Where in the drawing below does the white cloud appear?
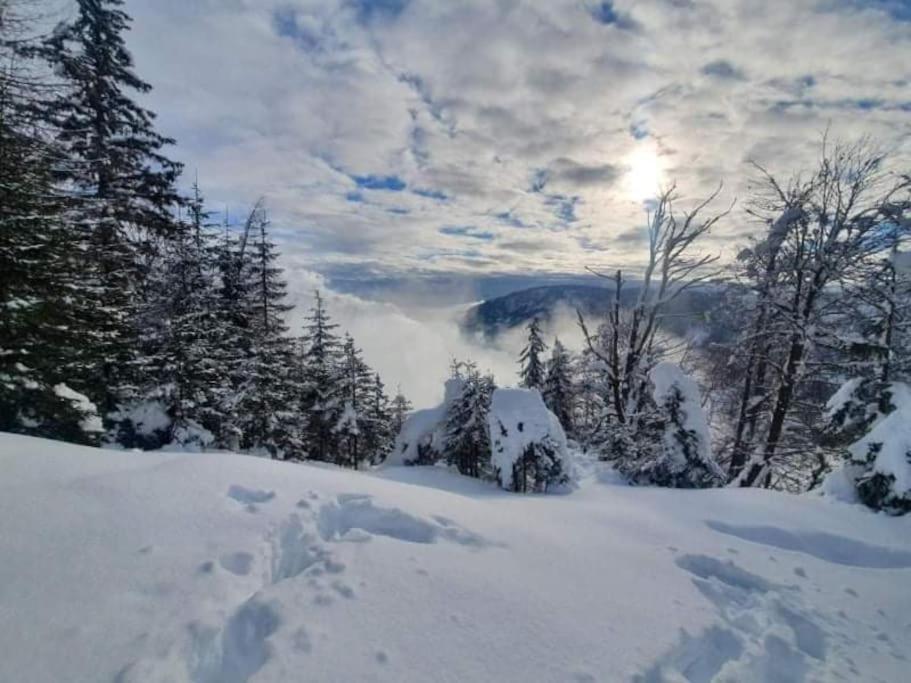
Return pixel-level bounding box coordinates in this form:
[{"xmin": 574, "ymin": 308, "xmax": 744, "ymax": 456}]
[
  {"xmin": 281, "ymin": 258, "xmax": 523, "ymax": 407},
  {"xmin": 121, "ymin": 0, "xmax": 911, "ymax": 275}
]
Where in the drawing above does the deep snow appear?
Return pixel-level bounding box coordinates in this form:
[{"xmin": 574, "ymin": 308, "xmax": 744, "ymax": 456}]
[{"xmin": 1, "ymin": 434, "xmax": 910, "ymax": 682}]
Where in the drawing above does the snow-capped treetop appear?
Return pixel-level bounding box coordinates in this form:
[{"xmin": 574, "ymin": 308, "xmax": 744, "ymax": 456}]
[
  {"xmin": 487, "ymin": 387, "xmax": 568, "ymax": 491},
  {"xmin": 645, "ymin": 362, "xmax": 723, "ymax": 488},
  {"xmin": 649, "ymin": 362, "xmax": 711, "ymax": 458}
]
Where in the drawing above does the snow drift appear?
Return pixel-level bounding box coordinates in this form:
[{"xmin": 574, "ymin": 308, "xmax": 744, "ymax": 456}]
[{"xmin": 1, "ymin": 433, "xmax": 910, "ymax": 682}]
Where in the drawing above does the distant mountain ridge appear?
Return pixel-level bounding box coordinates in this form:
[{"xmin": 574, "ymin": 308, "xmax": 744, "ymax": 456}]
[{"xmin": 461, "ymin": 283, "xmax": 730, "ymax": 343}]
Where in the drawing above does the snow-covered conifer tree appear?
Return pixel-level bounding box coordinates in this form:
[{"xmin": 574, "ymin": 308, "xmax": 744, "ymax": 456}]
[
  {"xmin": 390, "ymin": 389, "xmax": 413, "ymax": 440},
  {"xmin": 488, "ymin": 388, "xmax": 570, "ymax": 493},
  {"xmin": 122, "ymin": 182, "xmax": 232, "ymax": 449},
  {"xmin": 518, "ymin": 318, "xmax": 547, "ymax": 390},
  {"xmin": 235, "ymin": 203, "xmax": 299, "ymax": 458},
  {"xmin": 627, "ymin": 363, "xmax": 723, "ymax": 488},
  {"xmin": 300, "ymin": 291, "xmax": 343, "ymax": 461},
  {"xmin": 543, "ymin": 338, "xmax": 575, "ymax": 435},
  {"xmin": 0, "ymin": 5, "xmax": 94, "ymax": 442},
  {"xmin": 27, "ymin": 0, "xmax": 183, "ymax": 419},
  {"xmin": 333, "ymin": 334, "xmax": 374, "ymax": 468},
  {"xmin": 445, "ymin": 361, "xmax": 496, "ymax": 479},
  {"xmin": 824, "ymin": 378, "xmax": 911, "ymax": 514},
  {"xmin": 365, "ymin": 373, "xmax": 394, "ymax": 465}
]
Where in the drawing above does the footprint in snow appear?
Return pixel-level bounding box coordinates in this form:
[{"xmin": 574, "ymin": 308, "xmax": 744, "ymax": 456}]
[
  {"xmin": 293, "ymin": 626, "xmax": 312, "ymax": 654},
  {"xmin": 227, "ymin": 485, "xmax": 275, "ymax": 506},
  {"xmin": 316, "ymin": 494, "xmax": 494, "ymax": 548},
  {"xmin": 219, "ymin": 551, "xmax": 254, "ymax": 576},
  {"xmin": 331, "ymin": 580, "xmax": 355, "ymax": 599},
  {"xmin": 638, "ymin": 553, "xmax": 830, "ymax": 682}
]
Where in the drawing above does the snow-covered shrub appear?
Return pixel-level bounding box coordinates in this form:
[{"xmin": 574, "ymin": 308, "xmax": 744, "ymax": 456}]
[
  {"xmin": 168, "ymin": 420, "xmax": 216, "ymax": 452},
  {"xmin": 52, "ymin": 384, "xmax": 104, "ymax": 436},
  {"xmin": 0, "ymin": 371, "xmax": 103, "ymax": 446},
  {"xmin": 110, "ymin": 399, "xmax": 172, "ymax": 450},
  {"xmin": 389, "ymin": 378, "xmax": 464, "ymax": 466},
  {"xmin": 110, "ymin": 396, "xmax": 218, "ymax": 452},
  {"xmin": 823, "ymin": 379, "xmax": 911, "ymax": 515},
  {"xmin": 488, "ymin": 388, "xmax": 569, "ymax": 493},
  {"xmin": 621, "ymin": 363, "xmax": 723, "ymax": 488}
]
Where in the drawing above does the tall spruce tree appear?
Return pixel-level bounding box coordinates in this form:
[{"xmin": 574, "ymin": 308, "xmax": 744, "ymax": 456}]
[
  {"xmin": 236, "ymin": 202, "xmax": 298, "ymax": 458},
  {"xmin": 543, "ymin": 337, "xmax": 575, "ymax": 435},
  {"xmin": 365, "ymin": 373, "xmax": 393, "ymax": 465},
  {"xmin": 445, "ymin": 361, "xmax": 496, "ymax": 479},
  {"xmin": 301, "ymin": 290, "xmax": 343, "ymax": 461},
  {"xmin": 333, "ymin": 333, "xmax": 374, "ymax": 468},
  {"xmin": 209, "ymin": 211, "xmax": 251, "ymax": 450},
  {"xmin": 0, "ymin": 0, "xmax": 102, "ymax": 441},
  {"xmin": 518, "ymin": 318, "xmax": 547, "ymax": 390},
  {"xmin": 28, "ymin": 0, "xmax": 183, "ymax": 419},
  {"xmin": 389, "ymin": 388, "xmax": 412, "ymax": 445},
  {"xmin": 125, "ymin": 182, "xmax": 226, "ymax": 448}
]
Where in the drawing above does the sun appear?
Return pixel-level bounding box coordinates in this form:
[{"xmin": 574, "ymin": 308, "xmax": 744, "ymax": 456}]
[{"xmin": 626, "ymin": 143, "xmax": 664, "ymax": 202}]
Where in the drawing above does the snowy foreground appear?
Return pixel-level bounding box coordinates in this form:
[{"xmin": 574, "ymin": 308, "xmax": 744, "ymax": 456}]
[{"xmin": 1, "ymin": 435, "xmax": 910, "ymax": 683}]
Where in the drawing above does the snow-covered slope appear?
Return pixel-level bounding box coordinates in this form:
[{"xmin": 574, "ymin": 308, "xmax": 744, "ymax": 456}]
[{"xmin": 1, "ymin": 434, "xmax": 909, "ymax": 682}]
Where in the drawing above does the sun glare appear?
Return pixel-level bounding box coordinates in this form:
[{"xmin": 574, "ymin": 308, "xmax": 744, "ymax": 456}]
[{"xmin": 626, "ymin": 144, "xmax": 664, "ymax": 202}]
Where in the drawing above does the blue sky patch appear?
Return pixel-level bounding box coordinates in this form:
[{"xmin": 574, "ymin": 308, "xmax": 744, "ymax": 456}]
[
  {"xmin": 272, "ymin": 7, "xmax": 324, "ymax": 51},
  {"xmin": 495, "ymin": 211, "xmax": 527, "ymax": 228},
  {"xmin": 348, "ymin": 0, "xmax": 409, "ymax": 23},
  {"xmin": 834, "ymin": 0, "xmax": 911, "ymax": 21},
  {"xmin": 589, "ymin": 1, "xmax": 637, "ymax": 29},
  {"xmin": 413, "ymin": 187, "xmax": 448, "ymax": 200},
  {"xmin": 702, "ymin": 60, "xmax": 746, "ymax": 80},
  {"xmin": 353, "ymin": 174, "xmax": 407, "ymax": 191},
  {"xmin": 630, "ymin": 121, "xmax": 649, "ymax": 140},
  {"xmin": 546, "ymin": 195, "xmax": 580, "ymax": 223},
  {"xmin": 440, "ymin": 226, "xmax": 495, "ymax": 241}
]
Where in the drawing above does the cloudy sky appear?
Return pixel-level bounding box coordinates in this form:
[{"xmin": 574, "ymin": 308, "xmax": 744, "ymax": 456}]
[{"xmin": 116, "ymin": 0, "xmax": 911, "ymax": 286}]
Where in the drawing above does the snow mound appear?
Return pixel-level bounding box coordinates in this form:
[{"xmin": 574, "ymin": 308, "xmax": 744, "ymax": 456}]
[
  {"xmin": 1, "ymin": 433, "xmax": 910, "ymax": 682},
  {"xmin": 487, "ymin": 388, "xmax": 569, "ymax": 492}
]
